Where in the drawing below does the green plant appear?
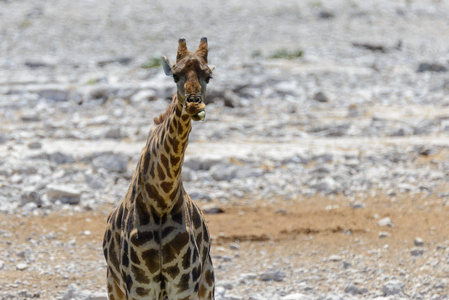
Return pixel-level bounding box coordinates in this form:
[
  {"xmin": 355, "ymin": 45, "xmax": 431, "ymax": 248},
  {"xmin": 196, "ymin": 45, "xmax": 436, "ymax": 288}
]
[
  {"xmin": 269, "ymin": 49, "xmax": 304, "ymax": 59},
  {"xmin": 141, "ymin": 57, "xmax": 162, "ymax": 69},
  {"xmin": 251, "ymin": 50, "xmax": 263, "ymax": 59}
]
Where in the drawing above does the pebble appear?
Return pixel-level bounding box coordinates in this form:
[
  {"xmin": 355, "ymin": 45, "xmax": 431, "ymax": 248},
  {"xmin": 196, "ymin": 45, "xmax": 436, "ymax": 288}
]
[
  {"xmin": 414, "ymin": 237, "xmax": 424, "ymax": 246},
  {"xmin": 20, "ymin": 188, "xmax": 42, "ymax": 207},
  {"xmin": 311, "ymin": 176, "xmax": 342, "ymax": 194},
  {"xmin": 220, "ymin": 281, "xmax": 234, "ymax": 290},
  {"xmin": 224, "ymin": 295, "xmax": 242, "ymax": 300},
  {"xmin": 104, "ymin": 127, "xmax": 122, "ymax": 139},
  {"xmin": 379, "ymin": 232, "xmax": 390, "ymax": 238},
  {"xmin": 209, "ymin": 163, "xmax": 263, "ymax": 182},
  {"xmin": 85, "ymin": 174, "xmax": 106, "ymax": 190},
  {"xmin": 328, "ymin": 255, "xmax": 342, "ymax": 262},
  {"xmin": 351, "ymin": 202, "xmax": 366, "ymax": 209},
  {"xmin": 377, "ymin": 217, "xmax": 394, "ymax": 227},
  {"xmin": 37, "ymin": 89, "xmax": 69, "ymax": 101},
  {"xmin": 92, "ymin": 152, "xmax": 128, "ymax": 173},
  {"xmin": 411, "ymin": 248, "xmax": 425, "ymax": 256},
  {"xmin": 324, "ymin": 295, "xmax": 344, "ymax": 300},
  {"xmin": 417, "ymin": 62, "xmax": 448, "ymax": 73},
  {"xmin": 259, "ymin": 270, "xmax": 286, "ymax": 282},
  {"xmin": 229, "ymin": 243, "xmax": 240, "ymax": 250},
  {"xmin": 281, "ymin": 294, "xmax": 313, "ymax": 300},
  {"xmin": 201, "ymin": 203, "xmax": 224, "ymax": 214},
  {"xmin": 46, "ymin": 184, "xmax": 81, "ymax": 205},
  {"xmin": 313, "ymin": 91, "xmax": 330, "ymax": 103},
  {"xmin": 344, "ymin": 283, "xmax": 368, "ymax": 295},
  {"xmin": 48, "ymin": 152, "xmax": 75, "ymax": 165},
  {"xmin": 382, "ymin": 280, "xmax": 405, "ymax": 296},
  {"xmin": 61, "ymin": 284, "xmax": 108, "ymax": 300},
  {"xmin": 16, "ymin": 263, "xmax": 28, "ymax": 271},
  {"xmin": 27, "ymin": 141, "xmax": 42, "ymax": 149}
]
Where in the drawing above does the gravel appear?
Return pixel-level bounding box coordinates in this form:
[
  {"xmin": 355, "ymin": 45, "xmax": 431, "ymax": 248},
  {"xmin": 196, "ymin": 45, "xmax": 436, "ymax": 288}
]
[{"xmin": 1, "ymin": 0, "xmax": 449, "ymax": 299}]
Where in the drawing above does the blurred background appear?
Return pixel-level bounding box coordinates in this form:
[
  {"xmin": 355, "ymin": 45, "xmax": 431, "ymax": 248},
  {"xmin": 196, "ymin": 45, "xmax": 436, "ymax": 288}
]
[{"xmin": 1, "ymin": 0, "xmax": 449, "ymax": 299}]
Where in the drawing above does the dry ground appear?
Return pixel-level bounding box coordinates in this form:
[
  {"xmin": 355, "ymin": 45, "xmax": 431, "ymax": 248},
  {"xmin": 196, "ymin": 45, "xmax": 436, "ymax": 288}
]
[{"xmin": 1, "ymin": 193, "xmax": 448, "ymax": 298}]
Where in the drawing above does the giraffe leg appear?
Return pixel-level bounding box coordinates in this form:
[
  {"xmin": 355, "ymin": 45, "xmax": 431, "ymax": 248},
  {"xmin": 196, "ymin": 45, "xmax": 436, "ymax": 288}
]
[
  {"xmin": 107, "ymin": 269, "xmax": 126, "ymax": 300},
  {"xmin": 198, "ymin": 256, "xmax": 215, "ymax": 300}
]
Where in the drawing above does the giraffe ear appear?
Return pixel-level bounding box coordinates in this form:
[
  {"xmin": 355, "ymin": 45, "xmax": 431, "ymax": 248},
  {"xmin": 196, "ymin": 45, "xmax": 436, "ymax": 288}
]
[{"xmin": 161, "ymin": 56, "xmax": 175, "ymax": 76}]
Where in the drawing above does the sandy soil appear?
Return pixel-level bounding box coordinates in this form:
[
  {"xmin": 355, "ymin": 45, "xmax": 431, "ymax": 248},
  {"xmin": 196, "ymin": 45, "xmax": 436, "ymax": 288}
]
[{"xmin": 1, "ymin": 193, "xmax": 448, "ymax": 298}]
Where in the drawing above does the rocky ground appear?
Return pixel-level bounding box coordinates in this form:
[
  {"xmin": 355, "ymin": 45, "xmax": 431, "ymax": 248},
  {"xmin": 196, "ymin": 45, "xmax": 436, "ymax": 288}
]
[{"xmin": 1, "ymin": 0, "xmax": 449, "ymax": 299}]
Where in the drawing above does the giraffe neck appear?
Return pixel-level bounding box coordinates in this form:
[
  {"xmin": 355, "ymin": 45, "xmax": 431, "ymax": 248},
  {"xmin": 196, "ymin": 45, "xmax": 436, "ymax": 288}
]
[{"xmin": 133, "ymin": 92, "xmax": 192, "ymax": 218}]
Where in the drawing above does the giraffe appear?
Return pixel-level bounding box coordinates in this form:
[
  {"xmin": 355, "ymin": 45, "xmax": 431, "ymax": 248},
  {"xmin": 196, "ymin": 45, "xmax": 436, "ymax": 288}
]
[{"xmin": 103, "ymin": 37, "xmax": 215, "ymax": 300}]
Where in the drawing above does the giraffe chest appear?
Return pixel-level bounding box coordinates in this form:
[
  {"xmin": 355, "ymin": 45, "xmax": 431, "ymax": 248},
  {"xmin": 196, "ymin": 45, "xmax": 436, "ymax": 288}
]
[{"xmin": 124, "ymin": 212, "xmax": 203, "ymax": 292}]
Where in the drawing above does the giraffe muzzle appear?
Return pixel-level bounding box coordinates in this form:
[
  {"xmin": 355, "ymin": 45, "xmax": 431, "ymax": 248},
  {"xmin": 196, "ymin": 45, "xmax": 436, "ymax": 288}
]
[
  {"xmin": 186, "ymin": 94, "xmax": 202, "ymax": 104},
  {"xmin": 185, "ymin": 96, "xmax": 206, "ymax": 121}
]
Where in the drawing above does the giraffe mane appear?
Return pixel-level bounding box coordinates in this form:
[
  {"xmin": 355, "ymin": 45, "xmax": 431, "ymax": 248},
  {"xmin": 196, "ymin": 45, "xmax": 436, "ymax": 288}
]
[{"xmin": 153, "ymin": 95, "xmax": 177, "ymax": 125}]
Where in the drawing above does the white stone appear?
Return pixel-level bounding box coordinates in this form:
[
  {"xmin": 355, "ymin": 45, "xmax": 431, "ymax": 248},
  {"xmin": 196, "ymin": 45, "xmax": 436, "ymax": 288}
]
[
  {"xmin": 377, "ymin": 217, "xmax": 393, "ymax": 227},
  {"xmin": 20, "ymin": 187, "xmax": 42, "ymax": 207},
  {"xmin": 131, "ymin": 89, "xmax": 156, "ymax": 102},
  {"xmin": 259, "ymin": 270, "xmax": 286, "ymax": 282},
  {"xmin": 325, "ymin": 295, "xmax": 344, "ymax": 300},
  {"xmin": 312, "ymin": 176, "xmax": 342, "ymax": 194},
  {"xmin": 209, "ymin": 163, "xmax": 263, "ymax": 182},
  {"xmin": 225, "ymin": 295, "xmax": 242, "ymax": 300},
  {"xmin": 281, "ymin": 293, "xmax": 312, "ymax": 300},
  {"xmin": 382, "ymin": 280, "xmax": 405, "ymax": 296},
  {"xmin": 104, "ymin": 127, "xmax": 122, "ymax": 139},
  {"xmin": 248, "ymin": 295, "xmax": 268, "ymax": 300},
  {"xmin": 92, "ymin": 152, "xmax": 128, "ymax": 173},
  {"xmin": 219, "ymin": 281, "xmax": 234, "ymax": 290},
  {"xmin": 414, "ymin": 237, "xmax": 424, "ymax": 246},
  {"xmin": 239, "ymin": 273, "xmax": 257, "ymax": 281},
  {"xmin": 86, "ymin": 292, "xmax": 108, "ymax": 300},
  {"xmin": 16, "ymin": 263, "xmax": 28, "ymax": 271},
  {"xmin": 181, "ymin": 167, "xmax": 197, "ymax": 182},
  {"xmin": 28, "ymin": 141, "xmax": 42, "ymax": 149},
  {"xmin": 229, "ymin": 243, "xmax": 240, "ymax": 250},
  {"xmin": 379, "ymin": 232, "xmax": 390, "ymax": 238},
  {"xmin": 328, "ymin": 255, "xmax": 342, "ymax": 262},
  {"xmin": 85, "ymin": 174, "xmax": 106, "ymax": 190},
  {"xmin": 61, "ymin": 283, "xmax": 78, "ymax": 300},
  {"xmin": 37, "ymin": 89, "xmax": 69, "ymax": 101},
  {"xmin": 46, "ymin": 184, "xmax": 81, "ymax": 205},
  {"xmin": 201, "ymin": 203, "xmax": 224, "ymax": 214},
  {"xmin": 344, "ymin": 283, "xmax": 368, "ymax": 295}
]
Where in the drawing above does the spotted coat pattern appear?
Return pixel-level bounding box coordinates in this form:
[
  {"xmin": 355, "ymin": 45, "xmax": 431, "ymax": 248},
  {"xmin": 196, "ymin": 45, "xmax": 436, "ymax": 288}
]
[{"xmin": 103, "ymin": 38, "xmax": 215, "ymax": 300}]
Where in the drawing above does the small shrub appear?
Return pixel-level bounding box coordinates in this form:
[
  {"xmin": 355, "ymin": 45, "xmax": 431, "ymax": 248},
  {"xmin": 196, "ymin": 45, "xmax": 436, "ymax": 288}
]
[
  {"xmin": 269, "ymin": 49, "xmax": 304, "ymax": 59},
  {"xmin": 141, "ymin": 57, "xmax": 162, "ymax": 69},
  {"xmin": 251, "ymin": 50, "xmax": 263, "ymax": 59}
]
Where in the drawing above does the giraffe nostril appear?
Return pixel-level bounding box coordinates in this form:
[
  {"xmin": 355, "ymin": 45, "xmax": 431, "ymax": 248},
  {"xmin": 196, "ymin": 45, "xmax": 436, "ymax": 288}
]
[{"xmin": 186, "ymin": 95, "xmax": 202, "ymax": 104}]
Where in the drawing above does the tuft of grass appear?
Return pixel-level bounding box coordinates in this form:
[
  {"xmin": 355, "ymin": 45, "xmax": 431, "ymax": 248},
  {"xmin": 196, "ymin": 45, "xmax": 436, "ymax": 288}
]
[
  {"xmin": 269, "ymin": 49, "xmax": 304, "ymax": 59},
  {"xmin": 141, "ymin": 57, "xmax": 162, "ymax": 69},
  {"xmin": 251, "ymin": 50, "xmax": 263, "ymax": 59}
]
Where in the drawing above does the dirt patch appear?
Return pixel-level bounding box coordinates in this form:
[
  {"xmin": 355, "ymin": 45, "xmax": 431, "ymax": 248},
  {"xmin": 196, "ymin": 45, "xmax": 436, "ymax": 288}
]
[{"xmin": 1, "ymin": 193, "xmax": 448, "ymax": 297}]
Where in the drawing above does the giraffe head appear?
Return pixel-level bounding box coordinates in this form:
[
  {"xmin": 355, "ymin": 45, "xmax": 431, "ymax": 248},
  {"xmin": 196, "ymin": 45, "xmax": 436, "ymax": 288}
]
[{"xmin": 161, "ymin": 37, "xmax": 215, "ymax": 121}]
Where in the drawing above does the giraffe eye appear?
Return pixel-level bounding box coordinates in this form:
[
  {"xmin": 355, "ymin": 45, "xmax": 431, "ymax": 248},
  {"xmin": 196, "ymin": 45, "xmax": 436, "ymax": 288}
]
[
  {"xmin": 173, "ymin": 74, "xmax": 180, "ymax": 83},
  {"xmin": 205, "ymin": 76, "xmax": 212, "ymax": 84}
]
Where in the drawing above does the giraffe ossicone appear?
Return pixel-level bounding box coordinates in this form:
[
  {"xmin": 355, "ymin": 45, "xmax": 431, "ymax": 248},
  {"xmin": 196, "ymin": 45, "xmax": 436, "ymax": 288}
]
[{"xmin": 103, "ymin": 37, "xmax": 215, "ymax": 300}]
